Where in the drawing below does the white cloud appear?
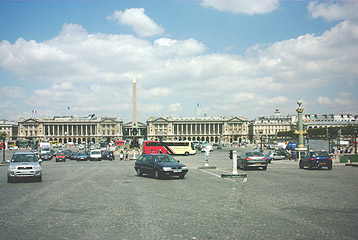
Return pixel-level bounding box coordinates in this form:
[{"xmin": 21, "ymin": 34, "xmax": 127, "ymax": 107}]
[
  {"xmin": 308, "ymin": 1, "xmax": 358, "ymax": 23},
  {"xmin": 143, "ymin": 87, "xmax": 173, "ymax": 98},
  {"xmin": 169, "ymin": 103, "xmax": 182, "ymax": 113},
  {"xmin": 0, "ymin": 17, "xmax": 357, "ymax": 121},
  {"xmin": 0, "ymin": 86, "xmax": 25, "ymax": 99},
  {"xmin": 201, "ymin": 0, "xmax": 279, "ymax": 15},
  {"xmin": 108, "ymin": 8, "xmax": 164, "ymax": 37}
]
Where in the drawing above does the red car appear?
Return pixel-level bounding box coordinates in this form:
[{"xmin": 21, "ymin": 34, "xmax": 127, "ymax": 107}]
[{"xmin": 56, "ymin": 152, "xmax": 66, "ymax": 162}]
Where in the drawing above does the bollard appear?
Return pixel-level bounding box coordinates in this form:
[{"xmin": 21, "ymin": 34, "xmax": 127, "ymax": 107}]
[
  {"xmin": 204, "ymin": 148, "xmax": 210, "ymax": 167},
  {"xmin": 233, "ymin": 150, "xmax": 238, "ymax": 174}
]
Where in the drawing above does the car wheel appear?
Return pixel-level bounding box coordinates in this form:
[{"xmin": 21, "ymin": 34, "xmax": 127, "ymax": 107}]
[
  {"xmin": 179, "ymin": 174, "xmax": 185, "ymax": 179},
  {"xmin": 7, "ymin": 176, "xmax": 14, "ymax": 183},
  {"xmin": 36, "ymin": 176, "xmax": 42, "ymax": 182},
  {"xmin": 299, "ymin": 161, "xmax": 304, "ymax": 169},
  {"xmin": 308, "ymin": 162, "xmax": 312, "ymax": 170},
  {"xmin": 154, "ymin": 170, "xmax": 161, "ymax": 179},
  {"xmin": 136, "ymin": 168, "xmax": 143, "ymax": 176},
  {"xmin": 262, "ymin": 166, "xmax": 267, "ymax": 170},
  {"xmin": 327, "ymin": 164, "xmax": 332, "ymax": 170},
  {"xmin": 184, "ymin": 152, "xmax": 189, "ymax": 156}
]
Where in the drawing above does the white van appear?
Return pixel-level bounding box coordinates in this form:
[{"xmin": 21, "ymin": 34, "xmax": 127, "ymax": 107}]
[{"xmin": 90, "ymin": 150, "xmax": 102, "ymax": 161}]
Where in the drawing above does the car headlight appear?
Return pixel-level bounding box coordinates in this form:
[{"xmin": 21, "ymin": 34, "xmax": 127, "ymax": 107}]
[
  {"xmin": 33, "ymin": 165, "xmax": 40, "ymax": 169},
  {"xmin": 9, "ymin": 166, "xmax": 16, "ymax": 170},
  {"xmin": 181, "ymin": 167, "xmax": 188, "ymax": 170},
  {"xmin": 162, "ymin": 167, "xmax": 172, "ymax": 171}
]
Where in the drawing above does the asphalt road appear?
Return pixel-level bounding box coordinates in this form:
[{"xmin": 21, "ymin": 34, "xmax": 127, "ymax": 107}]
[{"xmin": 0, "ymin": 148, "xmax": 357, "ymax": 240}]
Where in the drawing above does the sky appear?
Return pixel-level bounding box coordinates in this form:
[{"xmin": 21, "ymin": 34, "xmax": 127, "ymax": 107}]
[{"xmin": 0, "ymin": 0, "xmax": 357, "ymax": 123}]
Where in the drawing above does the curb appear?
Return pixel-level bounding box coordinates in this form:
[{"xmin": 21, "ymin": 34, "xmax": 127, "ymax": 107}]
[
  {"xmin": 221, "ymin": 173, "xmax": 247, "ymax": 178},
  {"xmin": 345, "ymin": 163, "xmax": 358, "ymax": 167}
]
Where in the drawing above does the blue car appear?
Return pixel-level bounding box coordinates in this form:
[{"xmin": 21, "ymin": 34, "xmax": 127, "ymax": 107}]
[
  {"xmin": 77, "ymin": 151, "xmax": 90, "ymax": 161},
  {"xmin": 299, "ymin": 150, "xmax": 332, "ymax": 170}
]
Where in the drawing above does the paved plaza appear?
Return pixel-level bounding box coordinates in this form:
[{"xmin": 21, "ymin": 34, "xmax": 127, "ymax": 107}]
[{"xmin": 0, "ymin": 148, "xmax": 357, "ymax": 240}]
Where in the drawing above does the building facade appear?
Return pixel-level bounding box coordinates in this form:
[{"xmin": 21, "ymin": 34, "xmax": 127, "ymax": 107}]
[
  {"xmin": 0, "ymin": 120, "xmax": 18, "ymax": 140},
  {"xmin": 17, "ymin": 115, "xmax": 124, "ymax": 144},
  {"xmin": 147, "ymin": 116, "xmax": 249, "ymax": 143},
  {"xmin": 249, "ymin": 109, "xmax": 293, "ymax": 143}
]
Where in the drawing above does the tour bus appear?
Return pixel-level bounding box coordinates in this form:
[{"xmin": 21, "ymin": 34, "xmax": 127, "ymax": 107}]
[
  {"xmin": 143, "ymin": 141, "xmax": 196, "ymax": 156},
  {"xmin": 115, "ymin": 140, "xmax": 126, "ymax": 146}
]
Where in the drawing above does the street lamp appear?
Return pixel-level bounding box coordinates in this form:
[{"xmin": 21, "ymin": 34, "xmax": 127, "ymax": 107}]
[
  {"xmin": 354, "ymin": 127, "xmax": 357, "ymax": 157},
  {"xmin": 2, "ymin": 132, "xmax": 6, "ymax": 164},
  {"xmin": 259, "ymin": 130, "xmax": 264, "ymax": 152}
]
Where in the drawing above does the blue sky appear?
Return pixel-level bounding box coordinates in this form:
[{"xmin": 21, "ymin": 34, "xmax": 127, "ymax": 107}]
[{"xmin": 0, "ymin": 0, "xmax": 357, "ymax": 123}]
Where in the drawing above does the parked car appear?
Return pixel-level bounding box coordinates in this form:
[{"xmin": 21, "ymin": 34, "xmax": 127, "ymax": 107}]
[
  {"xmin": 238, "ymin": 151, "xmax": 268, "ymax": 170},
  {"xmin": 101, "ymin": 150, "xmax": 115, "ymax": 160},
  {"xmin": 7, "ymin": 152, "xmax": 42, "ymax": 182},
  {"xmin": 55, "ymin": 152, "xmax": 66, "ymax": 162},
  {"xmin": 270, "ymin": 152, "xmax": 286, "ymax": 160},
  {"xmin": 63, "ymin": 150, "xmax": 72, "ymax": 159},
  {"xmin": 134, "ymin": 154, "xmax": 188, "ymax": 179},
  {"xmin": 77, "ymin": 151, "xmax": 90, "ymax": 161},
  {"xmin": 90, "ymin": 150, "xmax": 102, "ymax": 161},
  {"xmin": 78, "ymin": 144, "xmax": 85, "ymax": 150},
  {"xmin": 70, "ymin": 152, "xmax": 79, "ymax": 160},
  {"xmin": 40, "ymin": 153, "xmax": 52, "ymax": 161},
  {"xmin": 50, "ymin": 149, "xmax": 56, "ymax": 157},
  {"xmin": 299, "ymin": 150, "xmax": 332, "ymax": 170}
]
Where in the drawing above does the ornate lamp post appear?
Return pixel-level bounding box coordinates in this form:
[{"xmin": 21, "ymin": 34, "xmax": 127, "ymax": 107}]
[{"xmin": 294, "ymin": 100, "xmax": 307, "ymax": 161}]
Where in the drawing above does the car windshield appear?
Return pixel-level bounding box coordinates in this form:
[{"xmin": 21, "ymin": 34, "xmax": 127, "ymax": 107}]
[
  {"xmin": 12, "ymin": 154, "xmax": 38, "ymax": 162},
  {"xmin": 79, "ymin": 151, "xmax": 87, "ymax": 155},
  {"xmin": 312, "ymin": 151, "xmax": 329, "ymax": 157},
  {"xmin": 154, "ymin": 155, "xmax": 177, "ymax": 163},
  {"xmin": 92, "ymin": 151, "xmax": 100, "ymax": 154},
  {"xmin": 57, "ymin": 152, "xmax": 65, "ymax": 156},
  {"xmin": 246, "ymin": 152, "xmax": 264, "ymax": 157}
]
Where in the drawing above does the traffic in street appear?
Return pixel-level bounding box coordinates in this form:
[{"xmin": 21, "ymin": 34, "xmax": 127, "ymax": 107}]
[{"xmin": 0, "ymin": 145, "xmax": 357, "ymax": 239}]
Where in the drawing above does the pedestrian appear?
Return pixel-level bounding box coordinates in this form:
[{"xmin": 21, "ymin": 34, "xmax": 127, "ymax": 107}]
[
  {"xmin": 158, "ymin": 149, "xmax": 162, "ymax": 154},
  {"xmin": 151, "ymin": 149, "xmax": 153, "ymax": 154}
]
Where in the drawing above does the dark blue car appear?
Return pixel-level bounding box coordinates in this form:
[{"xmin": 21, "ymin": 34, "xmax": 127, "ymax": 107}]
[
  {"xmin": 134, "ymin": 154, "xmax": 188, "ymax": 179},
  {"xmin": 299, "ymin": 150, "xmax": 332, "ymax": 170},
  {"xmin": 77, "ymin": 151, "xmax": 90, "ymax": 161}
]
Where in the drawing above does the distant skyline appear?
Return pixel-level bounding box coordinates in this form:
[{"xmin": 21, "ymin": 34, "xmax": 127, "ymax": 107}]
[{"xmin": 0, "ymin": 0, "xmax": 357, "ymax": 122}]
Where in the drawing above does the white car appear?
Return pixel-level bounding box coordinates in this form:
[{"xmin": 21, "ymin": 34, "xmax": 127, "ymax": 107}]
[
  {"xmin": 270, "ymin": 152, "xmax": 286, "ymax": 160},
  {"xmin": 78, "ymin": 144, "xmax": 84, "ymax": 150},
  {"xmin": 90, "ymin": 150, "xmax": 102, "ymax": 161},
  {"xmin": 7, "ymin": 152, "xmax": 42, "ymax": 182}
]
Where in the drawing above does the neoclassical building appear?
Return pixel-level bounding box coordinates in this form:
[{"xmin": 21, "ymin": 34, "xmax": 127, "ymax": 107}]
[
  {"xmin": 17, "ymin": 115, "xmax": 124, "ymax": 144},
  {"xmin": 146, "ymin": 116, "xmax": 249, "ymax": 143},
  {"xmin": 0, "ymin": 120, "xmax": 18, "ymax": 140},
  {"xmin": 249, "ymin": 109, "xmax": 293, "ymax": 143}
]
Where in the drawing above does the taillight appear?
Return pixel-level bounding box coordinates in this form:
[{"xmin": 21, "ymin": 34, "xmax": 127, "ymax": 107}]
[
  {"xmin": 311, "ymin": 158, "xmax": 316, "ymax": 160},
  {"xmin": 246, "ymin": 157, "xmax": 252, "ymax": 160},
  {"xmin": 328, "ymin": 158, "xmax": 332, "ymax": 160},
  {"xmin": 263, "ymin": 157, "xmax": 267, "ymax": 160}
]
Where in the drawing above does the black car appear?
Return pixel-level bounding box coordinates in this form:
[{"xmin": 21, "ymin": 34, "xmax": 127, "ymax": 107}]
[
  {"xmin": 101, "ymin": 150, "xmax": 115, "ymax": 160},
  {"xmin": 134, "ymin": 154, "xmax": 188, "ymax": 179},
  {"xmin": 40, "ymin": 153, "xmax": 52, "ymax": 161},
  {"xmin": 63, "ymin": 150, "xmax": 72, "ymax": 159},
  {"xmin": 70, "ymin": 152, "xmax": 79, "ymax": 160},
  {"xmin": 299, "ymin": 150, "xmax": 332, "ymax": 170}
]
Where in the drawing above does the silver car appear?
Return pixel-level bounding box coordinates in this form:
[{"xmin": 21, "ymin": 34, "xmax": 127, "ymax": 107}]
[
  {"xmin": 238, "ymin": 151, "xmax": 268, "ymax": 170},
  {"xmin": 7, "ymin": 152, "xmax": 43, "ymax": 183}
]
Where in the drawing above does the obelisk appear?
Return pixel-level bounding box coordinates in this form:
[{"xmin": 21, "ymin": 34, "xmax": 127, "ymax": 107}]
[{"xmin": 132, "ymin": 76, "xmax": 137, "ymax": 127}]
